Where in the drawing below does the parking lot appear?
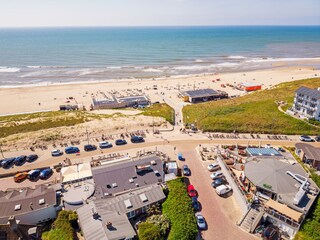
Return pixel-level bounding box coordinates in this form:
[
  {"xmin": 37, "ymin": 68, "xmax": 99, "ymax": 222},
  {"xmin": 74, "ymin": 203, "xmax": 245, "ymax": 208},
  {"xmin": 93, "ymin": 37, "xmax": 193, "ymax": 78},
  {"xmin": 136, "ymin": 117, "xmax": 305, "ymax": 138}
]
[{"xmin": 176, "ymin": 144, "xmax": 257, "ymax": 240}]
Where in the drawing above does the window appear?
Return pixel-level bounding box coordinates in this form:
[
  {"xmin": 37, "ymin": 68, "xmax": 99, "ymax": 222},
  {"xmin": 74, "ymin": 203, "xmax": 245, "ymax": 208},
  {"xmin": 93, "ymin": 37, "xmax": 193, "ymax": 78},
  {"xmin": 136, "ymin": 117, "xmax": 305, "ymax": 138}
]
[
  {"xmin": 0, "ymin": 231, "xmax": 7, "ymax": 240},
  {"xmin": 127, "ymin": 211, "xmax": 135, "ymax": 219}
]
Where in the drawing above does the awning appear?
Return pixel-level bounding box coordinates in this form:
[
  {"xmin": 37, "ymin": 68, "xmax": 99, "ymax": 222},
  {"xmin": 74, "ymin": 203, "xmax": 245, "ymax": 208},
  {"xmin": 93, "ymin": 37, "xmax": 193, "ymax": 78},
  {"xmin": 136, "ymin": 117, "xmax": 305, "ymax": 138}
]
[
  {"xmin": 265, "ymin": 199, "xmax": 303, "ymax": 222},
  {"xmin": 61, "ymin": 163, "xmax": 92, "ymax": 183}
]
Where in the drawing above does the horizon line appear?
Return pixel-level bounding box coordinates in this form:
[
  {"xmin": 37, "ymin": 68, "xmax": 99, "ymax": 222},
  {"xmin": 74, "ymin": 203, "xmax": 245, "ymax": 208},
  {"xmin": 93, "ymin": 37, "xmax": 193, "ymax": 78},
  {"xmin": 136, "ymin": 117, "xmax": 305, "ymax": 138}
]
[{"xmin": 0, "ymin": 24, "xmax": 319, "ymax": 28}]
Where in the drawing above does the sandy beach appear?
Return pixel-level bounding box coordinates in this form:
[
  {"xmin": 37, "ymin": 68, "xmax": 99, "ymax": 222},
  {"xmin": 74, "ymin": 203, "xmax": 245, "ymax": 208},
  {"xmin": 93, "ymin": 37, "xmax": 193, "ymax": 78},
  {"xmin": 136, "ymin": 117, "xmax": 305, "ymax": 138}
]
[{"xmin": 0, "ymin": 64, "xmax": 319, "ymax": 116}]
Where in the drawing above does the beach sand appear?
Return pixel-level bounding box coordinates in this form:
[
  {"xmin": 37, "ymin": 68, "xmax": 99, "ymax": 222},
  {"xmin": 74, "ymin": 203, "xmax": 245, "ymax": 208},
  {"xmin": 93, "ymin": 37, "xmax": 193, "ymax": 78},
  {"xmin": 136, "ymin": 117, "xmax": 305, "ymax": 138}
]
[{"xmin": 0, "ymin": 65, "xmax": 319, "ymax": 115}]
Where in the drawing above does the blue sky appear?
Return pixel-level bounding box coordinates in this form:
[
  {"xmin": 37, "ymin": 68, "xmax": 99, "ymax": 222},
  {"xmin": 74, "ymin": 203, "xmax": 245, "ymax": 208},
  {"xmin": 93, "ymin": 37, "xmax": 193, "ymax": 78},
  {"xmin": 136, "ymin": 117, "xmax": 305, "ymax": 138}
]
[{"xmin": 0, "ymin": 0, "xmax": 319, "ymax": 27}]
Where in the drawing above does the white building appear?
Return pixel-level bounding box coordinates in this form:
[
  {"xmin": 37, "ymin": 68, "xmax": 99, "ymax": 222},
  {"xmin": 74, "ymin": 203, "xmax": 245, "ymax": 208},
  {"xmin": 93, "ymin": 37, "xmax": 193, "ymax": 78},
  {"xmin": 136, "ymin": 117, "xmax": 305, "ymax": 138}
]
[{"xmin": 293, "ymin": 86, "xmax": 320, "ymax": 121}]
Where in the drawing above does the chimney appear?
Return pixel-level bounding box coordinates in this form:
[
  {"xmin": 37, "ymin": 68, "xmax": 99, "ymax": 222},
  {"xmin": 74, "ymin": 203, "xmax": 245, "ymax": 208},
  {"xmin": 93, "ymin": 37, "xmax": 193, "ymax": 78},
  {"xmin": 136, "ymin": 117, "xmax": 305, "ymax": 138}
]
[{"xmin": 8, "ymin": 216, "xmax": 25, "ymax": 239}]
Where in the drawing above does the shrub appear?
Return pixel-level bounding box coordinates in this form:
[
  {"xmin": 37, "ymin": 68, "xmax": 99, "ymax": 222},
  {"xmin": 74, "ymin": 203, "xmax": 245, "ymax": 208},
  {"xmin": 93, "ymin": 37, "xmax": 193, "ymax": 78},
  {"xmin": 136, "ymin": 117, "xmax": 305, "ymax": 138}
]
[
  {"xmin": 42, "ymin": 210, "xmax": 77, "ymax": 240},
  {"xmin": 138, "ymin": 222, "xmax": 162, "ymax": 240},
  {"xmin": 147, "ymin": 214, "xmax": 170, "ymax": 236},
  {"xmin": 162, "ymin": 178, "xmax": 198, "ymax": 240}
]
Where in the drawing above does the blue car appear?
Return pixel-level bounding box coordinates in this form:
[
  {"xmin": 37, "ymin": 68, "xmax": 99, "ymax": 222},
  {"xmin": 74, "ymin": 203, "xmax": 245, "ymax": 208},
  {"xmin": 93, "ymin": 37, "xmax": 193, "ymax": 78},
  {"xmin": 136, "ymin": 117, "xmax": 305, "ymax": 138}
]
[
  {"xmin": 65, "ymin": 146, "xmax": 80, "ymax": 154},
  {"xmin": 115, "ymin": 139, "xmax": 127, "ymax": 146},
  {"xmin": 28, "ymin": 169, "xmax": 41, "ymax": 180},
  {"xmin": 13, "ymin": 155, "xmax": 27, "ymax": 166},
  {"xmin": 1, "ymin": 157, "xmax": 15, "ymax": 168},
  {"xmin": 131, "ymin": 136, "xmax": 144, "ymax": 143},
  {"xmin": 39, "ymin": 168, "xmax": 53, "ymax": 180}
]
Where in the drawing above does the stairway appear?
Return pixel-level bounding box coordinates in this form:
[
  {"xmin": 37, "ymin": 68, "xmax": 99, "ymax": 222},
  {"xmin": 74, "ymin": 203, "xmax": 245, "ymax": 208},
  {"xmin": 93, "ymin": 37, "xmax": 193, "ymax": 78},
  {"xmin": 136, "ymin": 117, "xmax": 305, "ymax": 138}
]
[{"xmin": 239, "ymin": 207, "xmax": 261, "ymax": 233}]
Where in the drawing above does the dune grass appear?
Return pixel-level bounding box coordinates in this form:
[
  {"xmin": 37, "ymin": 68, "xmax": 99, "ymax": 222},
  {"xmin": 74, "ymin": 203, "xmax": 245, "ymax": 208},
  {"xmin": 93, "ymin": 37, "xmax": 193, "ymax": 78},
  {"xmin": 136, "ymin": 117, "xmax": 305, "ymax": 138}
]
[
  {"xmin": 183, "ymin": 78, "xmax": 320, "ymax": 135},
  {"xmin": 141, "ymin": 103, "xmax": 175, "ymax": 125}
]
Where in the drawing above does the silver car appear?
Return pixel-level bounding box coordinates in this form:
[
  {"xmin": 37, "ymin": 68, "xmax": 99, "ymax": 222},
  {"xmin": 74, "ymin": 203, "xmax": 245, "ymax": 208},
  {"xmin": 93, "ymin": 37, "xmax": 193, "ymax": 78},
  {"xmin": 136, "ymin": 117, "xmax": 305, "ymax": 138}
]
[{"xmin": 196, "ymin": 213, "xmax": 206, "ymax": 229}]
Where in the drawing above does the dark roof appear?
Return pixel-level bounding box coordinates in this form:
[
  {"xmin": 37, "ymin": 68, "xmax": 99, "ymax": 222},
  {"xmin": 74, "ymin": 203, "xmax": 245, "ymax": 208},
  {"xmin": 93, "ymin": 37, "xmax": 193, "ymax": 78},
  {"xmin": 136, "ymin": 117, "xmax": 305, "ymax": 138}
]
[
  {"xmin": 94, "ymin": 185, "xmax": 166, "ymax": 214},
  {"xmin": 296, "ymin": 86, "xmax": 320, "ymax": 100},
  {"xmin": 295, "ymin": 143, "xmax": 320, "ymax": 161},
  {"xmin": 181, "ymin": 89, "xmax": 220, "ymax": 98},
  {"xmin": 92, "ymin": 155, "xmax": 164, "ymax": 198},
  {"xmin": 246, "ymin": 148, "xmax": 282, "ymax": 157},
  {"xmin": 77, "ymin": 201, "xmax": 136, "ymax": 240},
  {"xmin": 0, "ymin": 186, "xmax": 56, "ymax": 222}
]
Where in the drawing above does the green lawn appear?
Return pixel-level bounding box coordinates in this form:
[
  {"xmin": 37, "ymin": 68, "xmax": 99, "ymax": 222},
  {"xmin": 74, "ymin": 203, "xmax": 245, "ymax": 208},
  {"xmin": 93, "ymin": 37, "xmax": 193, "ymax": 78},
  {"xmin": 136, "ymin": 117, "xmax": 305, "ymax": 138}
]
[
  {"xmin": 183, "ymin": 78, "xmax": 320, "ymax": 135},
  {"xmin": 141, "ymin": 103, "xmax": 175, "ymax": 125}
]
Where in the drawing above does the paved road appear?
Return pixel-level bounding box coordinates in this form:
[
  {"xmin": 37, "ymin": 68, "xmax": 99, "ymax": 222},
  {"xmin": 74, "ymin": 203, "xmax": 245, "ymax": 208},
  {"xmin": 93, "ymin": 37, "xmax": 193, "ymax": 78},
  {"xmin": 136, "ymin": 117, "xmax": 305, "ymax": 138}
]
[{"xmin": 178, "ymin": 144, "xmax": 256, "ymax": 240}]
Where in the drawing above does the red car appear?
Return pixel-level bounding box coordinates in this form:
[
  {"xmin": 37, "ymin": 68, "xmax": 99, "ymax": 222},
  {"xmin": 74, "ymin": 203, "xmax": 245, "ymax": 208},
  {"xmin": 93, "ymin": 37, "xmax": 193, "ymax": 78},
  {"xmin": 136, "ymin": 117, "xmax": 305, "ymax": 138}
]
[{"xmin": 187, "ymin": 184, "xmax": 197, "ymax": 197}]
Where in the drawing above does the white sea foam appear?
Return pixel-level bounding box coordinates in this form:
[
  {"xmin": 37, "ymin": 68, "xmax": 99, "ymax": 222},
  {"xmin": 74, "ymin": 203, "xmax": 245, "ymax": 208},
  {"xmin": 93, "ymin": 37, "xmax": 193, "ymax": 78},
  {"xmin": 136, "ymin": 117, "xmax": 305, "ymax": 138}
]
[
  {"xmin": 228, "ymin": 55, "xmax": 247, "ymax": 59},
  {"xmin": 78, "ymin": 69, "xmax": 107, "ymax": 76},
  {"xmin": 173, "ymin": 62, "xmax": 240, "ymax": 71},
  {"xmin": 195, "ymin": 59, "xmax": 204, "ymax": 63},
  {"xmin": 27, "ymin": 66, "xmax": 41, "ymax": 69},
  {"xmin": 0, "ymin": 67, "xmax": 21, "ymax": 73},
  {"xmin": 143, "ymin": 68, "xmax": 163, "ymax": 73},
  {"xmin": 245, "ymin": 57, "xmax": 320, "ymax": 63}
]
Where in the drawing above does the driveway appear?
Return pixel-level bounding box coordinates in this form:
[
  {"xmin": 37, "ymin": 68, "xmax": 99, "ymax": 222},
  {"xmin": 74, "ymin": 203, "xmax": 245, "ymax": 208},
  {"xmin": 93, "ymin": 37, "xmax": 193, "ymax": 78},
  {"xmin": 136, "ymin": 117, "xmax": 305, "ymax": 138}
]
[{"xmin": 178, "ymin": 144, "xmax": 256, "ymax": 240}]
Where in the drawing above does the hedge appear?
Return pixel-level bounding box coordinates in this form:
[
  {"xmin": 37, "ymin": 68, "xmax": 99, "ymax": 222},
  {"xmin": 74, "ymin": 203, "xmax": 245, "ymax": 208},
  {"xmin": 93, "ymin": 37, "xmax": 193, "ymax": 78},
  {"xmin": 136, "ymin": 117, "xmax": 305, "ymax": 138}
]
[{"xmin": 162, "ymin": 178, "xmax": 198, "ymax": 240}]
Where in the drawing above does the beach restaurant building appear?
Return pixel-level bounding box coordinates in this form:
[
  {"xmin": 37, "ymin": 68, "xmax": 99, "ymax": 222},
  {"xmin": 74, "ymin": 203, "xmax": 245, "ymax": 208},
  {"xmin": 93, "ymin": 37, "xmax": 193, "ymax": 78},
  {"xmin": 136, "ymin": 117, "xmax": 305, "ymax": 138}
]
[
  {"xmin": 180, "ymin": 88, "xmax": 228, "ymax": 103},
  {"xmin": 243, "ymin": 157, "xmax": 319, "ymax": 237}
]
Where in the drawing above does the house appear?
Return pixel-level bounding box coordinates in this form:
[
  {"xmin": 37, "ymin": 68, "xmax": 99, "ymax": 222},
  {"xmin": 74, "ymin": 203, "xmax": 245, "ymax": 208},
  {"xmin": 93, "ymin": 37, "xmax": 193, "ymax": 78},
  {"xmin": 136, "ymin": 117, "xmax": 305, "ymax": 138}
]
[
  {"xmin": 92, "ymin": 94, "xmax": 149, "ymax": 110},
  {"xmin": 77, "ymin": 184, "xmax": 166, "ymax": 240},
  {"xmin": 239, "ymin": 82, "xmax": 262, "ymax": 92},
  {"xmin": 244, "ymin": 157, "xmax": 319, "ymax": 238},
  {"xmin": 295, "ymin": 143, "xmax": 320, "ymax": 170},
  {"xmin": 180, "ymin": 88, "xmax": 228, "ymax": 103},
  {"xmin": 92, "ymin": 155, "xmax": 164, "ymax": 199},
  {"xmin": 292, "ymin": 86, "xmax": 320, "ymax": 121},
  {"xmin": 0, "ymin": 185, "xmax": 60, "ymax": 226}
]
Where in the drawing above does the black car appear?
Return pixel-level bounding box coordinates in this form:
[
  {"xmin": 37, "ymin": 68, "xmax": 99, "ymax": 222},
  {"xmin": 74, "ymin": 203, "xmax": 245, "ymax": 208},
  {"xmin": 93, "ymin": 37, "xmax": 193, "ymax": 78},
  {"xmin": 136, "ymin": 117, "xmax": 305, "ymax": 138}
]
[
  {"xmin": 26, "ymin": 154, "xmax": 38, "ymax": 163},
  {"xmin": 13, "ymin": 155, "xmax": 27, "ymax": 166},
  {"xmin": 84, "ymin": 144, "xmax": 97, "ymax": 152},
  {"xmin": 315, "ymin": 136, "xmax": 320, "ymax": 142},
  {"xmin": 191, "ymin": 196, "xmax": 200, "ymax": 212},
  {"xmin": 115, "ymin": 139, "xmax": 127, "ymax": 145},
  {"xmin": 1, "ymin": 157, "xmax": 15, "ymax": 168},
  {"xmin": 182, "ymin": 165, "xmax": 191, "ymax": 176},
  {"xmin": 211, "ymin": 178, "xmax": 226, "ymax": 188},
  {"xmin": 131, "ymin": 136, "xmax": 144, "ymax": 143}
]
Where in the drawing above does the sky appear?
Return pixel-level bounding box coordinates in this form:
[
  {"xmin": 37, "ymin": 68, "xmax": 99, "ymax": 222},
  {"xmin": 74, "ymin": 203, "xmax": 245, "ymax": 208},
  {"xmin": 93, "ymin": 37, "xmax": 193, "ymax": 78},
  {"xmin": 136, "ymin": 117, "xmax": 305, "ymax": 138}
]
[{"xmin": 0, "ymin": 0, "xmax": 319, "ymax": 27}]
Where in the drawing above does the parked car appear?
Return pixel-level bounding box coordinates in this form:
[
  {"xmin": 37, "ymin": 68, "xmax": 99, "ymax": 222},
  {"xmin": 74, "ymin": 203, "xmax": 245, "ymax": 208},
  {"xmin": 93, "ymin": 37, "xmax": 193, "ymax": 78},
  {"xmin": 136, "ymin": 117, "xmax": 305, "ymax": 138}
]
[
  {"xmin": 191, "ymin": 196, "xmax": 200, "ymax": 212},
  {"xmin": 299, "ymin": 135, "xmax": 315, "ymax": 142},
  {"xmin": 178, "ymin": 153, "xmax": 184, "ymax": 161},
  {"xmin": 196, "ymin": 213, "xmax": 206, "ymax": 229},
  {"xmin": 39, "ymin": 168, "xmax": 53, "ymax": 180},
  {"xmin": 207, "ymin": 163, "xmax": 220, "ymax": 172},
  {"xmin": 65, "ymin": 146, "xmax": 80, "ymax": 154},
  {"xmin": 14, "ymin": 172, "xmax": 28, "ymax": 183},
  {"xmin": 84, "ymin": 144, "xmax": 96, "ymax": 152},
  {"xmin": 211, "ymin": 178, "xmax": 227, "ymax": 188},
  {"xmin": 1, "ymin": 157, "xmax": 15, "ymax": 168},
  {"xmin": 13, "ymin": 155, "xmax": 27, "ymax": 166},
  {"xmin": 182, "ymin": 165, "xmax": 191, "ymax": 176},
  {"xmin": 115, "ymin": 139, "xmax": 127, "ymax": 146},
  {"xmin": 51, "ymin": 149, "xmax": 63, "ymax": 157},
  {"xmin": 187, "ymin": 184, "xmax": 197, "ymax": 197},
  {"xmin": 215, "ymin": 184, "xmax": 232, "ymax": 196},
  {"xmin": 26, "ymin": 154, "xmax": 38, "ymax": 162},
  {"xmin": 131, "ymin": 136, "xmax": 144, "ymax": 143},
  {"xmin": 315, "ymin": 136, "xmax": 320, "ymax": 142},
  {"xmin": 99, "ymin": 141, "xmax": 113, "ymax": 149},
  {"xmin": 28, "ymin": 169, "xmax": 41, "ymax": 180},
  {"xmin": 210, "ymin": 171, "xmax": 224, "ymax": 180}
]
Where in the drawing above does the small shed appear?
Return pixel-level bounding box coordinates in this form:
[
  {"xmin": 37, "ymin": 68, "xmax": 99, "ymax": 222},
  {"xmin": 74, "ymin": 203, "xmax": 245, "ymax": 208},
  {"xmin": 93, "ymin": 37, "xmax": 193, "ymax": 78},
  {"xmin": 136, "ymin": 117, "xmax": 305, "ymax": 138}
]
[{"xmin": 166, "ymin": 162, "xmax": 178, "ymax": 176}]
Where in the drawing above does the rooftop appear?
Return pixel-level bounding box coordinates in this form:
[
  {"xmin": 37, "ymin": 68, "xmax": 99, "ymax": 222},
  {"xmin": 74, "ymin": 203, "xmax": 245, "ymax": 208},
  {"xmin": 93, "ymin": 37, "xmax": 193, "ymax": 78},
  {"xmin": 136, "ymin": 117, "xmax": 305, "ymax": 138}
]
[
  {"xmin": 92, "ymin": 155, "xmax": 164, "ymax": 198},
  {"xmin": 180, "ymin": 88, "xmax": 221, "ymax": 98},
  {"xmin": 296, "ymin": 86, "xmax": 320, "ymax": 100},
  {"xmin": 0, "ymin": 185, "xmax": 56, "ymax": 224},
  {"xmin": 94, "ymin": 184, "xmax": 166, "ymax": 214},
  {"xmin": 61, "ymin": 162, "xmax": 93, "ymax": 184},
  {"xmin": 77, "ymin": 201, "xmax": 136, "ymax": 240},
  {"xmin": 246, "ymin": 147, "xmax": 282, "ymax": 157},
  {"xmin": 245, "ymin": 157, "xmax": 318, "ymax": 212},
  {"xmin": 295, "ymin": 143, "xmax": 320, "ymax": 161}
]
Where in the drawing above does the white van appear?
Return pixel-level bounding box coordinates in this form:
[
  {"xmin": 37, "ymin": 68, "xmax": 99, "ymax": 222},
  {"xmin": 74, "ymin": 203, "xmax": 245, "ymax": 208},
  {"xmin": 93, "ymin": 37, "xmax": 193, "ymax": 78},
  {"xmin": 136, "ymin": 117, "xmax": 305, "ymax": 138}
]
[{"xmin": 215, "ymin": 185, "xmax": 232, "ymax": 196}]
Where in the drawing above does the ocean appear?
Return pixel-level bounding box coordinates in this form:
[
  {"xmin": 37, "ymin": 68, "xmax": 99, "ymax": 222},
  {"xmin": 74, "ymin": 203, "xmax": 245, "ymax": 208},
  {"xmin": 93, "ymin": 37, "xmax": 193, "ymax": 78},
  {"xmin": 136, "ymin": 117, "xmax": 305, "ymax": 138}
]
[{"xmin": 0, "ymin": 26, "xmax": 319, "ymax": 87}]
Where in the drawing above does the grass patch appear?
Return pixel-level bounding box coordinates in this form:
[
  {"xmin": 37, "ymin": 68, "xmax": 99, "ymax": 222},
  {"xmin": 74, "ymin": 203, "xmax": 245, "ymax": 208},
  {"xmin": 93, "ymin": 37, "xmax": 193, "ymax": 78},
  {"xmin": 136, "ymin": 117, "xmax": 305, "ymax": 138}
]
[
  {"xmin": 141, "ymin": 103, "xmax": 175, "ymax": 125},
  {"xmin": 183, "ymin": 78, "xmax": 320, "ymax": 135},
  {"xmin": 162, "ymin": 178, "xmax": 198, "ymax": 240}
]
